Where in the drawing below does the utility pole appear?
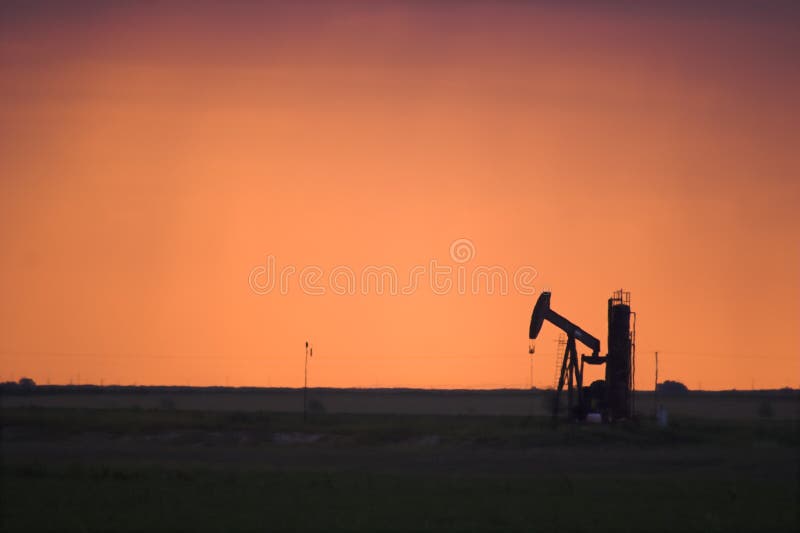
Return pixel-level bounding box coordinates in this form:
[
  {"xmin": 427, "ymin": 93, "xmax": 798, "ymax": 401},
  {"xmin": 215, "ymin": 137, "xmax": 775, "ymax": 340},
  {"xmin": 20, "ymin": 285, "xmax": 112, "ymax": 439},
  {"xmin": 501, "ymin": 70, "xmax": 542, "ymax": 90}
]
[{"xmin": 653, "ymin": 351, "xmax": 659, "ymax": 417}]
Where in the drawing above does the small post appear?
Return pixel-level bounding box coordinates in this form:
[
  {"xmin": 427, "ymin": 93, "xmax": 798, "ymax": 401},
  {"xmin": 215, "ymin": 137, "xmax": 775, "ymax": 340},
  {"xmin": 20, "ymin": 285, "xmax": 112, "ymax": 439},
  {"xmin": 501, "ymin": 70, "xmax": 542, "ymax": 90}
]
[
  {"xmin": 304, "ymin": 341, "xmax": 309, "ymax": 421},
  {"xmin": 653, "ymin": 351, "xmax": 659, "ymax": 417}
]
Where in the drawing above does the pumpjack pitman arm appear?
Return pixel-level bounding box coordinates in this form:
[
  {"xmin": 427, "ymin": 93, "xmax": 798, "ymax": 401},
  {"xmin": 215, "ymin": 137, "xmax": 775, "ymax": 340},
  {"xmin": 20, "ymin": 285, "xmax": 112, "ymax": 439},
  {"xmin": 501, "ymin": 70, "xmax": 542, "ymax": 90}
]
[{"xmin": 528, "ymin": 292, "xmax": 600, "ymax": 356}]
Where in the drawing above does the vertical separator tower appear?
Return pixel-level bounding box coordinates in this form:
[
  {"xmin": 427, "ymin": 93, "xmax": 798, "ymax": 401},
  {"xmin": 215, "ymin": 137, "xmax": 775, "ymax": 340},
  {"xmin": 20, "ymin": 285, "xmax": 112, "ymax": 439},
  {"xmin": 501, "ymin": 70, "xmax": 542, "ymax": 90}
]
[{"xmin": 606, "ymin": 290, "xmax": 632, "ymax": 420}]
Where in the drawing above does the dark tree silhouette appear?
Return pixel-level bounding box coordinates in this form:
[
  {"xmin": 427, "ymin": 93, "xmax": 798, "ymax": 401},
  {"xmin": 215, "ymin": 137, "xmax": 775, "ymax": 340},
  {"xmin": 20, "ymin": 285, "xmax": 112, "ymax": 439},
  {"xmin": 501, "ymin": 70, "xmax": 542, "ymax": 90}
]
[
  {"xmin": 18, "ymin": 377, "xmax": 36, "ymax": 391},
  {"xmin": 657, "ymin": 380, "xmax": 689, "ymax": 395}
]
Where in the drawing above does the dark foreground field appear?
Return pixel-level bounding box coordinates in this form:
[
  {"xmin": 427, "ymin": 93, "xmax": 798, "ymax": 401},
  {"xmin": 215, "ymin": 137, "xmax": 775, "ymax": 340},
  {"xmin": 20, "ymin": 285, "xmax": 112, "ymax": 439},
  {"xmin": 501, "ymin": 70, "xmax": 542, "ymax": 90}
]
[{"xmin": 1, "ymin": 392, "xmax": 798, "ymax": 532}]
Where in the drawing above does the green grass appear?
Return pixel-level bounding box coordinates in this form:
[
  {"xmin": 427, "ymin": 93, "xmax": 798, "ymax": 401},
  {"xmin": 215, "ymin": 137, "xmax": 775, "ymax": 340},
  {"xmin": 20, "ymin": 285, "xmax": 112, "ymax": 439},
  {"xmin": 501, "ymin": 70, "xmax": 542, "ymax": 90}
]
[
  {"xmin": 3, "ymin": 463, "xmax": 797, "ymax": 532},
  {"xmin": 1, "ymin": 407, "xmax": 798, "ymax": 532},
  {"xmin": 2, "ymin": 406, "xmax": 797, "ymax": 447}
]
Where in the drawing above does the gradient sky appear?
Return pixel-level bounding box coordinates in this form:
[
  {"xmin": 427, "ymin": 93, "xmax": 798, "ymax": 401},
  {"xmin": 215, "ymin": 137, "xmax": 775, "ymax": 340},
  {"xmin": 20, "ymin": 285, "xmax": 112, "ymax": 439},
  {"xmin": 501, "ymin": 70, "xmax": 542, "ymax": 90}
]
[{"xmin": 1, "ymin": 1, "xmax": 798, "ymax": 390}]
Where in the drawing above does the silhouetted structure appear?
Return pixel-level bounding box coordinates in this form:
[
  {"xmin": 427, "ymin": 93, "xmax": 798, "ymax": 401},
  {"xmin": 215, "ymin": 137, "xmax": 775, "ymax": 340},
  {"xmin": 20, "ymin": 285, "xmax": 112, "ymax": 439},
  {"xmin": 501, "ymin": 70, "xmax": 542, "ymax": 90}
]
[
  {"xmin": 528, "ymin": 291, "xmax": 600, "ymax": 420},
  {"xmin": 528, "ymin": 290, "xmax": 636, "ymax": 421},
  {"xmin": 606, "ymin": 290, "xmax": 635, "ymax": 419}
]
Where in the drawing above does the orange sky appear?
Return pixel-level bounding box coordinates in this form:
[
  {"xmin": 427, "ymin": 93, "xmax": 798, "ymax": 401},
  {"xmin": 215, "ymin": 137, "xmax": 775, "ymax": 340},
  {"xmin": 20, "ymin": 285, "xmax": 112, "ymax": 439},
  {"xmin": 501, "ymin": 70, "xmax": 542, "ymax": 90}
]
[{"xmin": 1, "ymin": 1, "xmax": 798, "ymax": 390}]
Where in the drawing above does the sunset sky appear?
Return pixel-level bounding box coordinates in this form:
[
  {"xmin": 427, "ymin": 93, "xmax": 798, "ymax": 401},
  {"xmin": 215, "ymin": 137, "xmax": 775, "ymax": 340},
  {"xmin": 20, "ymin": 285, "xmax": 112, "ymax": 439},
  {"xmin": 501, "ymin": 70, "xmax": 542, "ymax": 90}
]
[{"xmin": 1, "ymin": 1, "xmax": 798, "ymax": 390}]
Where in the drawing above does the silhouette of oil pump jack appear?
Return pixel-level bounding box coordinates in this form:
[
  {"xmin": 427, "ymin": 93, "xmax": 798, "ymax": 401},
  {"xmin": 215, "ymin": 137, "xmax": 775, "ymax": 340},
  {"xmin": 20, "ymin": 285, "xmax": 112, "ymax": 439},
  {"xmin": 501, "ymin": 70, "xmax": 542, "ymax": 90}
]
[{"xmin": 529, "ymin": 292, "xmax": 605, "ymax": 420}]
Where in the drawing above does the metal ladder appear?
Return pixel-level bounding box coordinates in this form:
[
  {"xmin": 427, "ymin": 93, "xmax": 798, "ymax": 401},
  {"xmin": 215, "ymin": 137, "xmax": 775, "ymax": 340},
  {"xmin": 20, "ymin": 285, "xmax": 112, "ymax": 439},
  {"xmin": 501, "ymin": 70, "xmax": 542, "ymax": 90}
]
[{"xmin": 553, "ymin": 333, "xmax": 566, "ymax": 390}]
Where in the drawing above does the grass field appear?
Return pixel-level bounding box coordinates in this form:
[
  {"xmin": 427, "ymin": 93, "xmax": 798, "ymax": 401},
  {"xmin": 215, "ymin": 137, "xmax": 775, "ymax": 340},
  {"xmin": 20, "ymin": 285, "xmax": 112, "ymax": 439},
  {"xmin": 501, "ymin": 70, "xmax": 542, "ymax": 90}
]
[
  {"xmin": 2, "ymin": 387, "xmax": 798, "ymax": 419},
  {"xmin": 1, "ymin": 389, "xmax": 798, "ymax": 532}
]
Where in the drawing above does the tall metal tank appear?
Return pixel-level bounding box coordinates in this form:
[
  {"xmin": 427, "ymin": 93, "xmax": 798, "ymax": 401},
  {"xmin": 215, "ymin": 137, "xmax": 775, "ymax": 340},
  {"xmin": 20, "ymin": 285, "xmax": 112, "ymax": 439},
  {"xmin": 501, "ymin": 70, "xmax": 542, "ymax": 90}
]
[{"xmin": 605, "ymin": 290, "xmax": 632, "ymax": 419}]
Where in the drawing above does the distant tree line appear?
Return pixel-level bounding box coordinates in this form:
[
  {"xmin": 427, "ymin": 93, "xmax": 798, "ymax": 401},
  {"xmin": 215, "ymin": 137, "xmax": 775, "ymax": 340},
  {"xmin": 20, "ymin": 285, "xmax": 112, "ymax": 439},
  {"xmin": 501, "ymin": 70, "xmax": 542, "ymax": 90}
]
[
  {"xmin": 0, "ymin": 378, "xmax": 795, "ymax": 397},
  {"xmin": 1, "ymin": 377, "xmax": 37, "ymax": 393}
]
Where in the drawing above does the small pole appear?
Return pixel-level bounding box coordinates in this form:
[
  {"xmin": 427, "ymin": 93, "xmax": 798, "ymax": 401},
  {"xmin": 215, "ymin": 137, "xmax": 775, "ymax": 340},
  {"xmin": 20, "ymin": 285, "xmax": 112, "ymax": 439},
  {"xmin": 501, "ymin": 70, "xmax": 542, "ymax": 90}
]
[
  {"xmin": 304, "ymin": 341, "xmax": 309, "ymax": 421},
  {"xmin": 653, "ymin": 351, "xmax": 659, "ymax": 417}
]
